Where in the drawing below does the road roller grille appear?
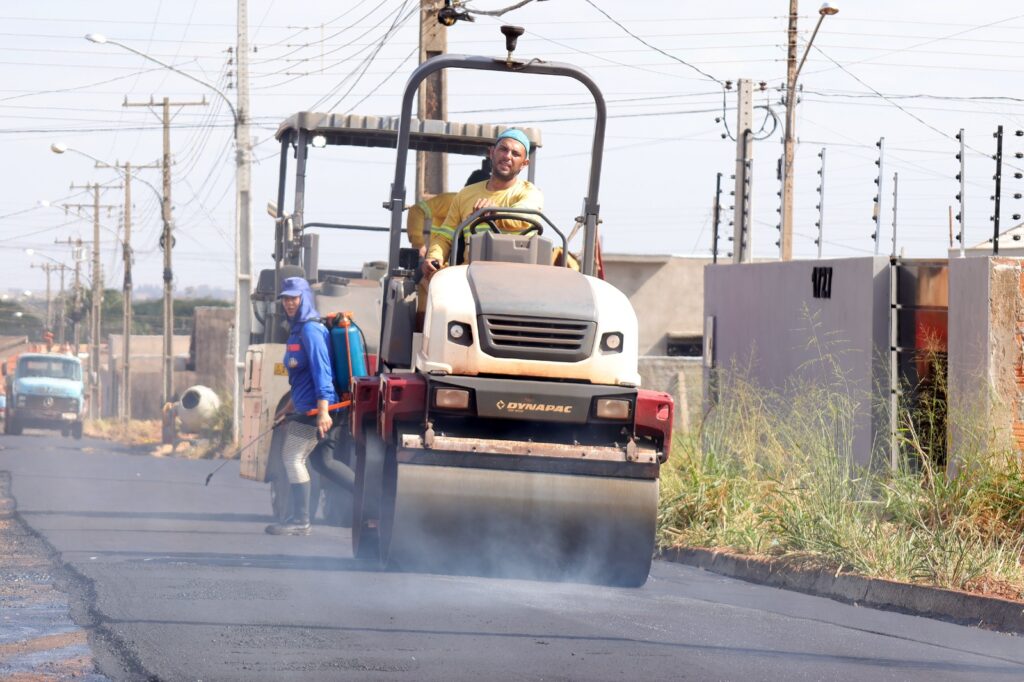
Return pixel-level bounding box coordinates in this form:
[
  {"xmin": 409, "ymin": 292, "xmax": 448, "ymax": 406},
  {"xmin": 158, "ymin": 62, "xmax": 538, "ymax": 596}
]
[{"xmin": 478, "ymin": 314, "xmax": 596, "ymax": 363}]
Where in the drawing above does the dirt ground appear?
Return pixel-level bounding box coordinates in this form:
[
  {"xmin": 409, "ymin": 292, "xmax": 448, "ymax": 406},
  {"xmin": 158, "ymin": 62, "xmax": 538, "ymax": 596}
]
[{"xmin": 0, "ymin": 512, "xmax": 108, "ymax": 681}]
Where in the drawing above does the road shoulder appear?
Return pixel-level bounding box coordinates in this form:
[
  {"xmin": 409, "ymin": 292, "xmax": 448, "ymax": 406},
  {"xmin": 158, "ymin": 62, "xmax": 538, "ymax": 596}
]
[
  {"xmin": 662, "ymin": 547, "xmax": 1024, "ymax": 635},
  {"xmin": 0, "ymin": 506, "xmax": 110, "ymax": 680}
]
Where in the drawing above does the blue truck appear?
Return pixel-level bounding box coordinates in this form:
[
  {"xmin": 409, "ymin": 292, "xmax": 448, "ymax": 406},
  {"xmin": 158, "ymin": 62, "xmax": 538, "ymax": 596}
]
[{"xmin": 2, "ymin": 353, "xmax": 85, "ymax": 439}]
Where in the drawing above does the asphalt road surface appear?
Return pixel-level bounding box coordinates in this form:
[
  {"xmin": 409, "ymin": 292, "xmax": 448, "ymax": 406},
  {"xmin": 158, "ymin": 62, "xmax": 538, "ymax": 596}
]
[{"xmin": 1, "ymin": 432, "xmax": 1023, "ymax": 681}]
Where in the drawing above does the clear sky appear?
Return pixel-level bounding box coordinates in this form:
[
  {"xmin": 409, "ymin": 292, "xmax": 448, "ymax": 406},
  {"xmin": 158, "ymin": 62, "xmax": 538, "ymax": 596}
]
[{"xmin": 2, "ymin": 0, "xmax": 1022, "ymax": 296}]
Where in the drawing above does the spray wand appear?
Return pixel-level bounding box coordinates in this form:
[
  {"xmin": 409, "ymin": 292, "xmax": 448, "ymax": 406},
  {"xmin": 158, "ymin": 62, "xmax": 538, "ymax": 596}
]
[{"xmin": 202, "ymin": 400, "xmax": 350, "ymax": 486}]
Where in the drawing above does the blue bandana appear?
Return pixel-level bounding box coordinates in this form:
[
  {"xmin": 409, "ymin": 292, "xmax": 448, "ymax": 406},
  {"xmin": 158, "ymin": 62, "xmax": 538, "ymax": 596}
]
[{"xmin": 495, "ymin": 128, "xmax": 531, "ymax": 154}]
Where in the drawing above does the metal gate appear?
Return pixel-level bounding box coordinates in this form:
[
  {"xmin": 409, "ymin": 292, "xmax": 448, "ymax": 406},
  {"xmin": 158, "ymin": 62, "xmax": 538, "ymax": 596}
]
[{"xmin": 889, "ymin": 259, "xmax": 949, "ymax": 467}]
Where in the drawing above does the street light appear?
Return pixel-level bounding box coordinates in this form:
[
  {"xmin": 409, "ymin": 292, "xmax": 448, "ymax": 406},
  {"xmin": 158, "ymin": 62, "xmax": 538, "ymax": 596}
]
[
  {"xmin": 87, "ymin": 31, "xmax": 252, "ymax": 443},
  {"xmin": 780, "ymin": 2, "xmax": 839, "ymax": 261},
  {"xmin": 50, "ymin": 143, "xmax": 163, "ymax": 202}
]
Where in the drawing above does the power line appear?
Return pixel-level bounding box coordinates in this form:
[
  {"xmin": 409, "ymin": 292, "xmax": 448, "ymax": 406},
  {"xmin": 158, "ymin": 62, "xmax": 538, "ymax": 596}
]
[
  {"xmin": 582, "ymin": 0, "xmax": 722, "ymax": 84},
  {"xmin": 810, "ymin": 45, "xmax": 955, "ymax": 142},
  {"xmin": 342, "ymin": 44, "xmax": 418, "ymax": 113},
  {"xmin": 312, "ymin": 0, "xmax": 416, "ymax": 111},
  {"xmin": 810, "ymin": 13, "xmax": 1024, "ymax": 74},
  {"xmin": 252, "ymin": 0, "xmax": 390, "ymax": 77}
]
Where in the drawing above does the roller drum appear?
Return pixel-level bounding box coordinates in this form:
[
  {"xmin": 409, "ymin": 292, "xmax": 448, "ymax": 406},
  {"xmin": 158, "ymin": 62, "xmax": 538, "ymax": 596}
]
[{"xmin": 385, "ymin": 462, "xmax": 657, "ymax": 586}]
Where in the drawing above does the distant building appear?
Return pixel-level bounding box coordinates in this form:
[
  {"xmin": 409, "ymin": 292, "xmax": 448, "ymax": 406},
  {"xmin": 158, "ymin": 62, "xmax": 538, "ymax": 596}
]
[
  {"xmin": 602, "ymin": 254, "xmax": 709, "ymax": 356},
  {"xmin": 602, "ymin": 254, "xmax": 711, "ymax": 431},
  {"xmin": 956, "ymin": 221, "xmax": 1024, "ymax": 257}
]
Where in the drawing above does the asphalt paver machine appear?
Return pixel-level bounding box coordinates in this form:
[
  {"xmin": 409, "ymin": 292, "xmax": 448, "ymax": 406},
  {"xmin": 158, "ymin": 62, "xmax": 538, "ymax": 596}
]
[{"xmin": 350, "ymin": 33, "xmax": 675, "ymax": 586}]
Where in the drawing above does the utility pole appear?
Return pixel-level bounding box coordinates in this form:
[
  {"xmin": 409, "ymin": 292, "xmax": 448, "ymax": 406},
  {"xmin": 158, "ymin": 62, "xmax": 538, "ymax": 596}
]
[
  {"xmin": 235, "ymin": 0, "xmax": 254, "ymax": 444},
  {"xmin": 64, "ymin": 185, "xmax": 118, "ymax": 419},
  {"xmin": 732, "ymin": 79, "xmax": 753, "ymax": 263},
  {"xmin": 30, "ymin": 263, "xmax": 65, "ymax": 333},
  {"xmin": 124, "ymin": 96, "xmax": 206, "ymax": 441},
  {"xmin": 56, "ymin": 264, "xmax": 67, "ymax": 344},
  {"xmin": 95, "ymin": 159, "xmax": 159, "ymax": 422},
  {"xmin": 417, "ymin": 0, "xmax": 448, "ymax": 200},
  {"xmin": 779, "ymin": 0, "xmax": 799, "ymax": 261},
  {"xmin": 55, "ymin": 237, "xmax": 86, "ymax": 356},
  {"xmin": 122, "ymin": 191, "xmax": 130, "ymax": 421}
]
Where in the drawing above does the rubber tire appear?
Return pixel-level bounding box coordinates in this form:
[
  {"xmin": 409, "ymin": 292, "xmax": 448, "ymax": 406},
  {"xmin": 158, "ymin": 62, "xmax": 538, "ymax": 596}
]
[
  {"xmin": 61, "ymin": 426, "xmax": 70, "ymax": 438},
  {"xmin": 6, "ymin": 418, "xmax": 22, "ymax": 436},
  {"xmin": 71, "ymin": 422, "xmax": 83, "ymax": 440}
]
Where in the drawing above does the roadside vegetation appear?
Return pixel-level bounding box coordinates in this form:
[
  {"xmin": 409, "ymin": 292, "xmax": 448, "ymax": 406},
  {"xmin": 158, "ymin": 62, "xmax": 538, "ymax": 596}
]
[
  {"xmin": 84, "ymin": 395, "xmax": 235, "ymax": 460},
  {"xmin": 84, "ymin": 418, "xmax": 162, "ymax": 445},
  {"xmin": 657, "ymin": 349, "xmax": 1024, "ymax": 602}
]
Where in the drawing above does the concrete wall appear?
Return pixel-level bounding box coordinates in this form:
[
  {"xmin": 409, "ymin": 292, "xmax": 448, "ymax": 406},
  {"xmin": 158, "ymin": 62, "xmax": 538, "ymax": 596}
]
[
  {"xmin": 948, "ymin": 257, "xmax": 1024, "ymax": 458},
  {"xmin": 603, "ymin": 255, "xmax": 709, "ymax": 355},
  {"xmin": 102, "ymin": 305, "xmax": 234, "ymax": 419},
  {"xmin": 104, "ymin": 334, "xmax": 192, "ymax": 419},
  {"xmin": 190, "ymin": 307, "xmax": 234, "ymax": 395},
  {"xmin": 703, "ymin": 257, "xmax": 891, "ymax": 469}
]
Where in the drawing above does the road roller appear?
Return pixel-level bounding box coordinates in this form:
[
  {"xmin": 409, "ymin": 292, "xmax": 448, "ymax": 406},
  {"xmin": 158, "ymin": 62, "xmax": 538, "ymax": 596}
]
[{"xmin": 349, "ymin": 31, "xmax": 674, "ymax": 586}]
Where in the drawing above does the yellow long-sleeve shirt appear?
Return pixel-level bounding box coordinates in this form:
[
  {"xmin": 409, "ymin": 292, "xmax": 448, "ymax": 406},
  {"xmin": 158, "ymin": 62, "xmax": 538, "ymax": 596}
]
[
  {"xmin": 426, "ymin": 179, "xmax": 543, "ymax": 265},
  {"xmin": 406, "ymin": 193, "xmax": 456, "ymax": 250}
]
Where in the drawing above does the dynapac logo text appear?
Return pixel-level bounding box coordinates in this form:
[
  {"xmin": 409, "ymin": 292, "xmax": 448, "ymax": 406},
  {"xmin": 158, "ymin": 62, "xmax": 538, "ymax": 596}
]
[{"xmin": 496, "ymin": 400, "xmax": 573, "ymax": 414}]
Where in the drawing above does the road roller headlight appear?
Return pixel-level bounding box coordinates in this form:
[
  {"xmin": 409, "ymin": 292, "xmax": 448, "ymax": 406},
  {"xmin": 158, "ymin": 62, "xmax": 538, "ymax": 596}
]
[
  {"xmin": 600, "ymin": 332, "xmax": 623, "ymax": 353},
  {"xmin": 447, "ymin": 321, "xmax": 473, "ymax": 347},
  {"xmin": 434, "ymin": 387, "xmax": 471, "ymax": 410},
  {"xmin": 595, "ymin": 398, "xmax": 631, "ymax": 420}
]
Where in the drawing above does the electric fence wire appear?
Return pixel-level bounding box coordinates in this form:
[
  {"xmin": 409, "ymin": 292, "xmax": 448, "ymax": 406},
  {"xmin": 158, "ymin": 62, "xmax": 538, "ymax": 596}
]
[
  {"xmin": 809, "ymin": 44, "xmax": 1024, "ymax": 173},
  {"xmin": 579, "ymin": 1, "xmax": 784, "ymax": 142}
]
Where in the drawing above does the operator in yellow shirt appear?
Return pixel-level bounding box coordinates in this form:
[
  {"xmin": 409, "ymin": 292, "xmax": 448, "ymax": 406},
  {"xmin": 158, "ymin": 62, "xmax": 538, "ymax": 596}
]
[{"xmin": 422, "ymin": 129, "xmax": 542, "ymax": 278}]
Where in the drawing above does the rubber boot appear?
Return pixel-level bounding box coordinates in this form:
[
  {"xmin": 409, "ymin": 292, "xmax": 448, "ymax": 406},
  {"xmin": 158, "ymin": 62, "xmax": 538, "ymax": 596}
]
[{"xmin": 265, "ymin": 482, "xmax": 312, "ymax": 535}]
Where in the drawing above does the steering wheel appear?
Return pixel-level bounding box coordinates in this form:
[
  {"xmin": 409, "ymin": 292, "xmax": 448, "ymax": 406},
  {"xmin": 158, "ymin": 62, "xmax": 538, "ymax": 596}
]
[
  {"xmin": 466, "ymin": 214, "xmax": 543, "ymax": 237},
  {"xmin": 450, "ymin": 213, "xmax": 545, "ymax": 266}
]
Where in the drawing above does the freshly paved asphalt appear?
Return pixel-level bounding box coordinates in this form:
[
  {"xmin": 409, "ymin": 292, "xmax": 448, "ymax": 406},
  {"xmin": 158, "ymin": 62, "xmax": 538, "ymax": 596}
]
[{"xmin": 1, "ymin": 431, "xmax": 1022, "ymax": 681}]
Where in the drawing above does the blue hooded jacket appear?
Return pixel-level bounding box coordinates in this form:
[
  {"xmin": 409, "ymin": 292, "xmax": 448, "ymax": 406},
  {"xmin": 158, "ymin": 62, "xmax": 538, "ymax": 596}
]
[{"xmin": 280, "ymin": 276, "xmax": 338, "ymax": 413}]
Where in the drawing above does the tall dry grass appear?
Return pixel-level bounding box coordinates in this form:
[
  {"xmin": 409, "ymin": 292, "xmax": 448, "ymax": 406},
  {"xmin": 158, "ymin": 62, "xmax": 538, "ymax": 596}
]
[
  {"xmin": 84, "ymin": 419, "xmax": 162, "ymax": 445},
  {"xmin": 658, "ymin": 328, "xmax": 1024, "ymax": 599}
]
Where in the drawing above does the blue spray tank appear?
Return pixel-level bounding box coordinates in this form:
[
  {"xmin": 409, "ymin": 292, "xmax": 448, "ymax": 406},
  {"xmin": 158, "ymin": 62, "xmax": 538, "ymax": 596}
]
[{"xmin": 327, "ymin": 312, "xmax": 369, "ymax": 395}]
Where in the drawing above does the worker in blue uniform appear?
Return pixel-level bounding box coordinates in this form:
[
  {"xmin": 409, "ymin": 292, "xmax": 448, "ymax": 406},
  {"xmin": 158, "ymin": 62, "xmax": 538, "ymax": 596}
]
[{"xmin": 265, "ymin": 276, "xmax": 351, "ymax": 536}]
